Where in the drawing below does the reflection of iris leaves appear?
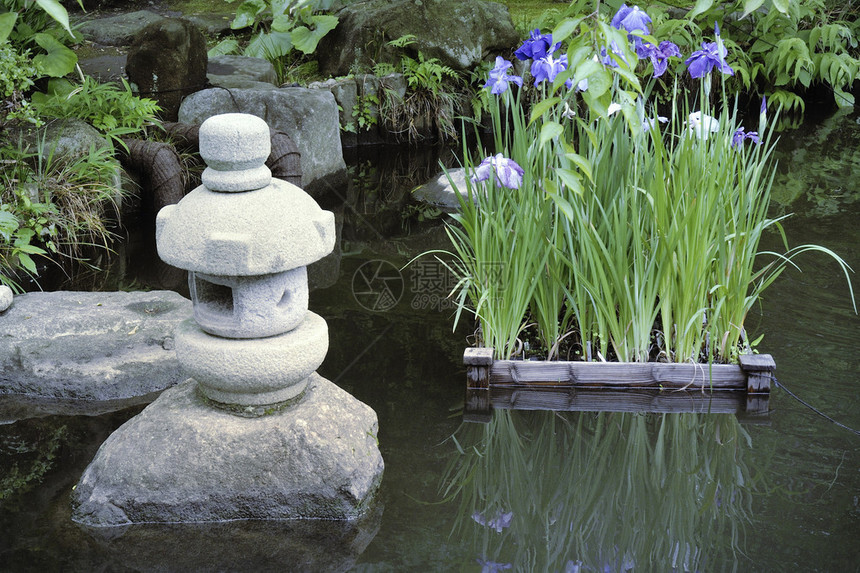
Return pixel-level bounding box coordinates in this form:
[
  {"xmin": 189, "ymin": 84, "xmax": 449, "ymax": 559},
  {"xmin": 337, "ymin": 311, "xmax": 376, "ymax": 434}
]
[{"xmin": 442, "ymin": 411, "xmax": 757, "ymax": 572}]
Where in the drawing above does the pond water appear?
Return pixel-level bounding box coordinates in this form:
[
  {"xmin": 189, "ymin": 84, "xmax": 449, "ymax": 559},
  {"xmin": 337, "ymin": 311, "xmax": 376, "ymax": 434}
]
[{"xmin": 1, "ymin": 111, "xmax": 858, "ymax": 571}]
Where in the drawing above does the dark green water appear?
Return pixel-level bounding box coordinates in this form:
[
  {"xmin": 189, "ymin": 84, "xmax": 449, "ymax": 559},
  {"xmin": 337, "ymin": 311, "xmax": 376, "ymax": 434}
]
[{"xmin": 0, "ymin": 112, "xmax": 857, "ymax": 571}]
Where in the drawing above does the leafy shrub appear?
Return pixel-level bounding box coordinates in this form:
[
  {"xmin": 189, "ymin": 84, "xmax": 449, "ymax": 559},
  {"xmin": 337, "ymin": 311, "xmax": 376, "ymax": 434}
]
[
  {"xmin": 208, "ymin": 0, "xmax": 338, "ymax": 84},
  {"xmin": 0, "ymin": 40, "xmax": 38, "ymax": 125},
  {"xmin": 0, "ymin": 0, "xmax": 80, "ymax": 80},
  {"xmin": 371, "ymin": 35, "xmax": 466, "ymax": 143},
  {"xmin": 646, "ymin": 0, "xmax": 860, "ymax": 112},
  {"xmin": 31, "ymin": 77, "xmax": 162, "ymax": 148},
  {"xmin": 1, "ymin": 136, "xmax": 122, "ymax": 291}
]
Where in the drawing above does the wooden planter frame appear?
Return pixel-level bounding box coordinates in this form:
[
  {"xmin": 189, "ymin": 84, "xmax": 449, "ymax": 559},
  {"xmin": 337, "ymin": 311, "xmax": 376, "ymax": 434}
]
[{"xmin": 464, "ymin": 348, "xmax": 774, "ymax": 423}]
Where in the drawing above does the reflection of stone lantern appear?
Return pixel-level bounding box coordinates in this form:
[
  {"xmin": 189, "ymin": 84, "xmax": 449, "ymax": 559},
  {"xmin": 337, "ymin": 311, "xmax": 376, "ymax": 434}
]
[
  {"xmin": 157, "ymin": 113, "xmax": 332, "ymax": 411},
  {"xmin": 71, "ymin": 113, "xmax": 383, "ymax": 527}
]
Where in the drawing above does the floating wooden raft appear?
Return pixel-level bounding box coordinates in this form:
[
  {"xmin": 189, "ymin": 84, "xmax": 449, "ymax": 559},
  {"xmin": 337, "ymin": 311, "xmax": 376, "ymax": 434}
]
[{"xmin": 464, "ymin": 347, "xmax": 773, "ymax": 423}]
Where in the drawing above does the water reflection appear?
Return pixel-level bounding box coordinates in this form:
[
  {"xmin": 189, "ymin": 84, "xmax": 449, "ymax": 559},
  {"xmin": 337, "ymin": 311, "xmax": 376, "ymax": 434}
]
[
  {"xmin": 444, "ymin": 410, "xmax": 760, "ymax": 572},
  {"xmin": 72, "ymin": 506, "xmax": 383, "ymax": 572}
]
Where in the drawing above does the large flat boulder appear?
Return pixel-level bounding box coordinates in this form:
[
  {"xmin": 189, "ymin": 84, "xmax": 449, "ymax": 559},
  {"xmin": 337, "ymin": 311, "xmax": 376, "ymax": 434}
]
[
  {"xmin": 0, "ymin": 290, "xmax": 190, "ymax": 402},
  {"xmin": 72, "ymin": 374, "xmax": 384, "ymax": 525},
  {"xmin": 179, "ymin": 87, "xmax": 348, "ymax": 197},
  {"xmin": 317, "ymin": 0, "xmax": 519, "ymax": 76}
]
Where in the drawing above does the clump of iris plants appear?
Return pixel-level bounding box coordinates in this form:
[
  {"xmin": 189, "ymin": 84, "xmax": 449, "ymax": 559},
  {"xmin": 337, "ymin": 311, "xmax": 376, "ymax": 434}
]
[{"xmin": 442, "ymin": 4, "xmax": 855, "ymax": 364}]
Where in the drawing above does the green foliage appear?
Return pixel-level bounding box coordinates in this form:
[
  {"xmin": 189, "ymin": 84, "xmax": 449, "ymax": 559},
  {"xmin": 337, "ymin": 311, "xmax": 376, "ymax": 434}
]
[
  {"xmin": 374, "ymin": 36, "xmax": 466, "ymax": 143},
  {"xmin": 401, "ymin": 51, "xmax": 459, "ymax": 94},
  {"xmin": 0, "ymin": 40, "xmax": 38, "ymax": 125},
  {"xmin": 31, "ymin": 77, "xmax": 161, "ymax": 148},
  {"xmin": 440, "ymin": 8, "xmax": 855, "ymax": 363},
  {"xmin": 1, "ymin": 136, "xmax": 122, "ymax": 291},
  {"xmin": 0, "ymin": 422, "xmax": 68, "ymax": 500},
  {"xmin": 650, "ymin": 0, "xmax": 860, "ymax": 111},
  {"xmin": 0, "ymin": 0, "xmax": 80, "ymax": 80},
  {"xmin": 209, "ymin": 0, "xmax": 338, "ymax": 67},
  {"xmin": 352, "ymin": 92, "xmax": 379, "ymax": 132},
  {"xmin": 495, "ymin": 0, "xmax": 572, "ymax": 38}
]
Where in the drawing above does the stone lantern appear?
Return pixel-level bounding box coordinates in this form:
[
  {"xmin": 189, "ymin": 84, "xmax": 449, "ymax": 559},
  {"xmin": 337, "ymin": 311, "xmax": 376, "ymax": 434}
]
[
  {"xmin": 71, "ymin": 113, "xmax": 383, "ymax": 527},
  {"xmin": 156, "ymin": 113, "xmax": 332, "ymax": 411}
]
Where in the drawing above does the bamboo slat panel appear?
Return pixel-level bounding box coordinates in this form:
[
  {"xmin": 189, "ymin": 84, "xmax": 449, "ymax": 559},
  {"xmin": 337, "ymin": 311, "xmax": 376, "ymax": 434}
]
[
  {"xmin": 489, "ymin": 360, "xmax": 746, "ymax": 389},
  {"xmin": 462, "ymin": 349, "xmax": 774, "ymax": 421}
]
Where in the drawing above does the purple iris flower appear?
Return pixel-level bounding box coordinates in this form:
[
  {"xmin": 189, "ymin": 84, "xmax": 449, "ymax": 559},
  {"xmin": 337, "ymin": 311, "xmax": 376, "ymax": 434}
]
[
  {"xmin": 514, "ymin": 29, "xmax": 559, "ymax": 61},
  {"xmin": 684, "ymin": 41, "xmax": 734, "ymax": 78},
  {"xmin": 472, "ymin": 154, "xmax": 525, "ymax": 189},
  {"xmin": 731, "ymin": 127, "xmax": 761, "ymax": 148},
  {"xmin": 760, "ymin": 96, "xmax": 767, "ymax": 114},
  {"xmin": 484, "ymin": 56, "xmax": 523, "ymax": 95},
  {"xmin": 600, "ymin": 41, "xmax": 627, "ymax": 68},
  {"xmin": 611, "ymin": 4, "xmax": 652, "ymax": 35},
  {"xmin": 472, "ymin": 510, "xmax": 514, "ymax": 532},
  {"xmin": 531, "ymin": 53, "xmax": 568, "ymax": 86},
  {"xmin": 638, "ymin": 40, "xmax": 682, "ymax": 78},
  {"xmin": 476, "ymin": 558, "xmax": 513, "ymax": 572}
]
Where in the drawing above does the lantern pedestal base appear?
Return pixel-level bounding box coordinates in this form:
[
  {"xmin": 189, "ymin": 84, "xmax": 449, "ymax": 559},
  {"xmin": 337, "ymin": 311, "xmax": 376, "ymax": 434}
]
[{"xmin": 71, "ymin": 374, "xmax": 384, "ymax": 526}]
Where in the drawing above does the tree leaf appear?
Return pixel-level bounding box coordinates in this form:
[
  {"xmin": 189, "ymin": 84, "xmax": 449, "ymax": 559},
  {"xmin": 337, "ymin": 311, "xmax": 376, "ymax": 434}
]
[
  {"xmin": 272, "ymin": 13, "xmax": 293, "ymax": 33},
  {"xmin": 809, "ymin": 26, "xmax": 821, "ymax": 51},
  {"xmin": 17, "ymin": 253, "xmax": 38, "ymax": 274},
  {"xmin": 15, "ymin": 243, "xmax": 48, "ymax": 255},
  {"xmin": 529, "ymin": 97, "xmax": 561, "ymax": 125},
  {"xmin": 556, "ymin": 168, "xmax": 583, "ymax": 197},
  {"xmin": 232, "ymin": 0, "xmax": 267, "ymax": 30},
  {"xmin": 291, "ymin": 15, "xmax": 338, "ymax": 54},
  {"xmin": 564, "ymin": 152, "xmax": 593, "ymax": 183},
  {"xmin": 35, "ymin": 0, "xmax": 73, "ymax": 36},
  {"xmin": 245, "ymin": 31, "xmax": 293, "ymax": 59},
  {"xmin": 741, "ymin": 0, "xmax": 766, "ymax": 18},
  {"xmin": 32, "ymin": 33, "xmax": 78, "ymax": 77},
  {"xmin": 686, "ymin": 0, "xmax": 715, "ymax": 21},
  {"xmin": 833, "ymin": 87, "xmax": 855, "ymax": 108},
  {"xmin": 539, "ymin": 121, "xmax": 564, "ymax": 148},
  {"xmin": 207, "ymin": 37, "xmax": 240, "ymax": 58},
  {"xmin": 0, "ymin": 211, "xmax": 19, "ymax": 240},
  {"xmin": 0, "ymin": 12, "xmax": 17, "ymax": 43},
  {"xmin": 772, "ymin": 0, "xmax": 790, "ymax": 14},
  {"xmin": 552, "ymin": 17, "xmax": 582, "ymax": 45}
]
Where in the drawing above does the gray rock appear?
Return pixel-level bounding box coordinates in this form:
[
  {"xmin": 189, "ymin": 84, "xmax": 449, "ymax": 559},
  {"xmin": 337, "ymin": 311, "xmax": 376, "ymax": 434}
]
[
  {"xmin": 0, "ymin": 291, "xmax": 190, "ymax": 401},
  {"xmin": 413, "ymin": 167, "xmax": 478, "ymax": 211},
  {"xmin": 10, "ymin": 119, "xmax": 123, "ymax": 208},
  {"xmin": 309, "ymin": 76, "xmax": 358, "ymax": 145},
  {"xmin": 381, "ymin": 72, "xmax": 408, "ymax": 100},
  {"xmin": 0, "ymin": 285, "xmax": 11, "ymax": 312},
  {"xmin": 183, "ymin": 13, "xmax": 235, "ymax": 36},
  {"xmin": 13, "ymin": 118, "xmax": 111, "ymax": 163},
  {"xmin": 179, "ymin": 87, "xmax": 348, "ymax": 197},
  {"xmin": 317, "ymin": 0, "xmax": 519, "ymax": 77},
  {"xmin": 207, "ymin": 55, "xmax": 278, "ymax": 88},
  {"xmin": 126, "ymin": 18, "xmax": 208, "ymax": 122},
  {"xmin": 71, "ymin": 374, "xmax": 384, "ymax": 525},
  {"xmin": 76, "ymin": 10, "xmax": 166, "ymax": 46}
]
